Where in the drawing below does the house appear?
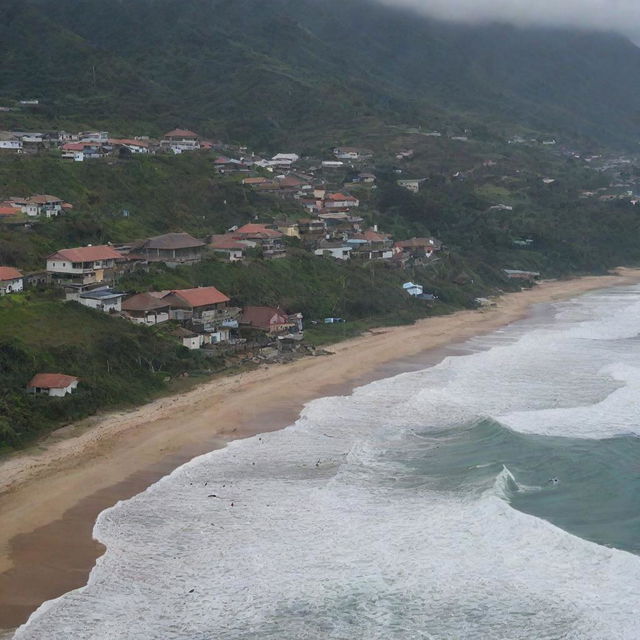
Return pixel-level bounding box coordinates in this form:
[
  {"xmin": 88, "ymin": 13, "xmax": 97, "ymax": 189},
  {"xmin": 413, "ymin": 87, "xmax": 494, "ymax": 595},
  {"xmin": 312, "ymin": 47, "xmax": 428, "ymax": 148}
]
[
  {"xmin": 271, "ymin": 153, "xmax": 299, "ymax": 167},
  {"xmin": 321, "ymin": 160, "xmax": 344, "ymax": 169},
  {"xmin": 27, "ymin": 373, "xmax": 79, "ymax": 397},
  {"xmin": 0, "ymin": 267, "xmax": 23, "ymax": 294},
  {"xmin": 171, "ymin": 327, "xmax": 206, "ymax": 350},
  {"xmin": 314, "ymin": 241, "xmax": 352, "ymax": 260},
  {"xmin": 46, "ymin": 245, "xmax": 123, "ymax": 288},
  {"xmin": 110, "ymin": 139, "xmax": 150, "ymax": 155},
  {"xmin": 323, "ymin": 193, "xmax": 360, "ymax": 209},
  {"xmin": 213, "ymin": 156, "xmax": 247, "ymax": 172},
  {"xmin": 397, "ymin": 179, "xmax": 425, "ymax": 193},
  {"xmin": 242, "ymin": 176, "xmax": 270, "ymax": 186},
  {"xmin": 347, "ymin": 227, "xmax": 394, "ymax": 260},
  {"xmin": 240, "ymin": 306, "xmax": 302, "ymax": 335},
  {"xmin": 297, "ymin": 219, "xmax": 326, "ymax": 236},
  {"xmin": 161, "ymin": 129, "xmax": 200, "ymax": 154},
  {"xmin": 122, "ymin": 293, "xmax": 171, "ymax": 325},
  {"xmin": 0, "ymin": 132, "xmax": 23, "ymax": 152},
  {"xmin": 232, "ymin": 224, "xmax": 286, "ymax": 259},
  {"xmin": 162, "ymin": 286, "xmax": 237, "ymax": 343},
  {"xmin": 21, "ymin": 195, "xmax": 64, "ymax": 217},
  {"xmin": 136, "ymin": 232, "xmax": 205, "ymax": 265},
  {"xmin": 355, "ymin": 172, "xmax": 376, "ymax": 183},
  {"xmin": 77, "ymin": 287, "xmax": 124, "ymax": 313},
  {"xmin": 61, "ymin": 143, "xmax": 85, "ymax": 161},
  {"xmin": 393, "ymin": 237, "xmax": 441, "ymax": 262},
  {"xmin": 208, "ymin": 234, "xmax": 246, "ymax": 262},
  {"xmin": 333, "ymin": 147, "xmax": 373, "ymax": 160}
]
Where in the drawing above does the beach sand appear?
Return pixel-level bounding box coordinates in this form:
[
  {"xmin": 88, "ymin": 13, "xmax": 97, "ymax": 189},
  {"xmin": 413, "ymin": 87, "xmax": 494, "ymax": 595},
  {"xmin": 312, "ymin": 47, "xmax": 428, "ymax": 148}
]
[{"xmin": 2, "ymin": 269, "xmax": 640, "ymax": 631}]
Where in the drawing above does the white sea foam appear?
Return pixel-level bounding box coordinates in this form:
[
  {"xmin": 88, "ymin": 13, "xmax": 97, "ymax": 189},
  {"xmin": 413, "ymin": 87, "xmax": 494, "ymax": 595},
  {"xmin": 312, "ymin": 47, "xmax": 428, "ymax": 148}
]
[{"xmin": 13, "ymin": 284, "xmax": 640, "ymax": 639}]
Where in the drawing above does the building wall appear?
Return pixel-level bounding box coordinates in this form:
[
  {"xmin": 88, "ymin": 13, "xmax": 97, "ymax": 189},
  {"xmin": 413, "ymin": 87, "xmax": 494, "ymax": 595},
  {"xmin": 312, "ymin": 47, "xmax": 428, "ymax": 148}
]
[{"xmin": 0, "ymin": 278, "xmax": 23, "ymax": 295}]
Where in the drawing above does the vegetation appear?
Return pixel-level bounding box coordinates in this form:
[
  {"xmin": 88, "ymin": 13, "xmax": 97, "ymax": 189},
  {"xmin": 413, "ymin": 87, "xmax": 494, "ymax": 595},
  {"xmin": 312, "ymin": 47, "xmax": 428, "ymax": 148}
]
[
  {"xmin": 0, "ymin": 290, "xmax": 219, "ymax": 450},
  {"xmin": 2, "ymin": 0, "xmax": 640, "ymax": 148}
]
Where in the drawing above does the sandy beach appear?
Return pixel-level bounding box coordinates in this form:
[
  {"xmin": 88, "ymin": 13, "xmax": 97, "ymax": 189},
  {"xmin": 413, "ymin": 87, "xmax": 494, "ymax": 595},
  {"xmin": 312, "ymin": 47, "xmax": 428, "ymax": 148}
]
[{"xmin": 2, "ymin": 268, "xmax": 640, "ymax": 631}]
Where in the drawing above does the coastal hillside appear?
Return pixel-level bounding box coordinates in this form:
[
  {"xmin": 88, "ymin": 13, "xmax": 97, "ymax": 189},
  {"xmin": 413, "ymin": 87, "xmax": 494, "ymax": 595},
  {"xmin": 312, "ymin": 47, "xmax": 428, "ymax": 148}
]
[{"xmin": 2, "ymin": 0, "xmax": 640, "ymax": 147}]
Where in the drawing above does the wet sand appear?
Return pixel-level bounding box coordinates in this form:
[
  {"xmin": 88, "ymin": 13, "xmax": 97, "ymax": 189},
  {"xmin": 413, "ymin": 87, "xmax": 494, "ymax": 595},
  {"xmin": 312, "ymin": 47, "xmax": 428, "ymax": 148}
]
[{"xmin": 2, "ymin": 269, "xmax": 640, "ymax": 631}]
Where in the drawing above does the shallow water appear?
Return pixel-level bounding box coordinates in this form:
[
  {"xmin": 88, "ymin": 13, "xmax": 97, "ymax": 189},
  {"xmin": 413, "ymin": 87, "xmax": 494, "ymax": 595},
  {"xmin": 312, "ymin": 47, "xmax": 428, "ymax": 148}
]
[{"xmin": 13, "ymin": 285, "xmax": 640, "ymax": 639}]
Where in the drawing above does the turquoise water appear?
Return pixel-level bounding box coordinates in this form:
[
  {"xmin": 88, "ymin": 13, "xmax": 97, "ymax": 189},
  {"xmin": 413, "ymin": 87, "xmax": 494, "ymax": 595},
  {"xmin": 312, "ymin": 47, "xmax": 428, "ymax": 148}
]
[{"xmin": 404, "ymin": 419, "xmax": 640, "ymax": 554}]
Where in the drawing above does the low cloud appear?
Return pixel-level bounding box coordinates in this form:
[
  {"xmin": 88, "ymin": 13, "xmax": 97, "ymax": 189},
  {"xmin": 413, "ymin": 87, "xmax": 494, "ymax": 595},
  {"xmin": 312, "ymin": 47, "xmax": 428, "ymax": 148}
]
[{"xmin": 376, "ymin": 0, "xmax": 640, "ymax": 40}]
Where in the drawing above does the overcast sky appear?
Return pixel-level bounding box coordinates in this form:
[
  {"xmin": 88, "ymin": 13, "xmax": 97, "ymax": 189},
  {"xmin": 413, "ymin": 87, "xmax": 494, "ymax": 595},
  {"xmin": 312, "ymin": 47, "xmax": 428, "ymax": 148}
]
[{"xmin": 376, "ymin": 0, "xmax": 640, "ymax": 40}]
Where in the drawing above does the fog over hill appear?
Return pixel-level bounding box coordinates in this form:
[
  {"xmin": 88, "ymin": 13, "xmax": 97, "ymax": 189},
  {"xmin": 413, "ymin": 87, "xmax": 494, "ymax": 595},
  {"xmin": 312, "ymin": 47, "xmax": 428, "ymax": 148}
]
[
  {"xmin": 2, "ymin": 0, "xmax": 640, "ymax": 147},
  {"xmin": 376, "ymin": 0, "xmax": 640, "ymax": 42}
]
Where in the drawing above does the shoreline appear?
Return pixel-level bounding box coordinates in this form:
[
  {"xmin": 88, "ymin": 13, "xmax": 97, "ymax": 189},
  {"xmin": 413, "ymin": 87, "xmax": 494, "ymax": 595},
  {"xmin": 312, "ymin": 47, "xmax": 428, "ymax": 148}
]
[{"xmin": 2, "ymin": 268, "xmax": 640, "ymax": 631}]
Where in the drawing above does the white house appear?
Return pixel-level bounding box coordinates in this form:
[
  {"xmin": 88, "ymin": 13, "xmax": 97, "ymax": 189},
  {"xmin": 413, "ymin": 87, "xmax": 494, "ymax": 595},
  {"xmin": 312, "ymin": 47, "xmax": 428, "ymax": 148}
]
[
  {"xmin": 0, "ymin": 133, "xmax": 23, "ymax": 152},
  {"xmin": 20, "ymin": 194, "xmax": 64, "ymax": 217},
  {"xmin": 171, "ymin": 327, "xmax": 208, "ymax": 350},
  {"xmin": 161, "ymin": 129, "xmax": 200, "ymax": 153},
  {"xmin": 314, "ymin": 243, "xmax": 352, "ymax": 260},
  {"xmin": 46, "ymin": 245, "xmax": 123, "ymax": 287},
  {"xmin": 77, "ymin": 287, "xmax": 124, "ymax": 312},
  {"xmin": 27, "ymin": 373, "xmax": 79, "ymax": 397},
  {"xmin": 0, "ymin": 267, "xmax": 24, "ymax": 295},
  {"xmin": 321, "ymin": 160, "xmax": 344, "ymax": 168}
]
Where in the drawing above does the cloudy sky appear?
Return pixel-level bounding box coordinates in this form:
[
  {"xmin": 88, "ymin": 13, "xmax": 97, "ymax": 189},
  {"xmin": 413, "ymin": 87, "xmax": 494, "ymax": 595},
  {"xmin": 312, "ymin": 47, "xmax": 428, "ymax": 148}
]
[{"xmin": 376, "ymin": 0, "xmax": 640, "ymax": 40}]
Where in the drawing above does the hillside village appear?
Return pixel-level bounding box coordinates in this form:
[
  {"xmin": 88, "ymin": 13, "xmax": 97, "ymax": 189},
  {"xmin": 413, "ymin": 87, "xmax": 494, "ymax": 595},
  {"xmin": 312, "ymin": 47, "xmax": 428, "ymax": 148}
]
[{"xmin": 1, "ymin": 119, "xmax": 640, "ymax": 442}]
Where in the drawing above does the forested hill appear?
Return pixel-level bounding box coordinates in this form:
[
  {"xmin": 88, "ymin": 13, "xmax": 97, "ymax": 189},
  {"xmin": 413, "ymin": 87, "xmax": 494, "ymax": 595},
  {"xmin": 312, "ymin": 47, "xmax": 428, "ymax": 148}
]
[{"xmin": 2, "ymin": 0, "xmax": 640, "ymax": 149}]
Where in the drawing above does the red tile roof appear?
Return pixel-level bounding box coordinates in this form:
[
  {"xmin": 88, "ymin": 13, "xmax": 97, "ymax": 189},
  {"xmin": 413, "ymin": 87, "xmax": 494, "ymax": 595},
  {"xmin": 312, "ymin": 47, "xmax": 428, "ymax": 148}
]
[
  {"xmin": 326, "ymin": 192, "xmax": 358, "ymax": 202},
  {"xmin": 0, "ymin": 206, "xmax": 19, "ymax": 216},
  {"xmin": 28, "ymin": 373, "xmax": 78, "ymax": 389},
  {"xmin": 0, "ymin": 267, "xmax": 22, "ymax": 281},
  {"xmin": 234, "ymin": 223, "xmax": 283, "ymax": 238},
  {"xmin": 164, "ymin": 129, "xmax": 199, "ymax": 139},
  {"xmin": 209, "ymin": 234, "xmax": 247, "ymax": 250},
  {"xmin": 167, "ymin": 286, "xmax": 230, "ymax": 308},
  {"xmin": 48, "ymin": 245, "xmax": 123, "ymax": 262},
  {"xmin": 62, "ymin": 143, "xmax": 85, "ymax": 151}
]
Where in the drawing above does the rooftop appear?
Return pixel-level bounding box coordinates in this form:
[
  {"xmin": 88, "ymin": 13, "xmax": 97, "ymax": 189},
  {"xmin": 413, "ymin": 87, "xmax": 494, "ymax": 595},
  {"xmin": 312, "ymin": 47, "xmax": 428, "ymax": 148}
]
[
  {"xmin": 28, "ymin": 373, "xmax": 78, "ymax": 389},
  {"xmin": 167, "ymin": 286, "xmax": 230, "ymax": 308},
  {"xmin": 140, "ymin": 232, "xmax": 205, "ymax": 250},
  {"xmin": 48, "ymin": 245, "xmax": 123, "ymax": 262},
  {"xmin": 0, "ymin": 266, "xmax": 23, "ymax": 281}
]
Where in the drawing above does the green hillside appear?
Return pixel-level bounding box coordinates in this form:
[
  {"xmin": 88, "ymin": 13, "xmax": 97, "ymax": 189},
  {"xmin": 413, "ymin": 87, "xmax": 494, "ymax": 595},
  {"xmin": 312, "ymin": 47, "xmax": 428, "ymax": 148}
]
[{"xmin": 2, "ymin": 0, "xmax": 640, "ymax": 148}]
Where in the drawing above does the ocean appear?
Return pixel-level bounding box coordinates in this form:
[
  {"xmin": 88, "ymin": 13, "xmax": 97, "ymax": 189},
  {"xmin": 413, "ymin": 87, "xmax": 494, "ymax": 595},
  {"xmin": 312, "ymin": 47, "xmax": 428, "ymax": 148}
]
[{"xmin": 13, "ymin": 285, "xmax": 640, "ymax": 639}]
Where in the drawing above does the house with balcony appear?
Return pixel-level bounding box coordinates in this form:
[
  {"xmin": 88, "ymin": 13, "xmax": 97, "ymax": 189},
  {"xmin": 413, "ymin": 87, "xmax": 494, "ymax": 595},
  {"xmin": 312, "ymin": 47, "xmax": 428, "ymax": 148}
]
[
  {"xmin": 46, "ymin": 245, "xmax": 124, "ymax": 290},
  {"xmin": 162, "ymin": 286, "xmax": 239, "ymax": 343},
  {"xmin": 160, "ymin": 129, "xmax": 200, "ymax": 154},
  {"xmin": 18, "ymin": 194, "xmax": 65, "ymax": 217},
  {"xmin": 347, "ymin": 228, "xmax": 394, "ymax": 260},
  {"xmin": 135, "ymin": 232, "xmax": 205, "ymax": 266},
  {"xmin": 232, "ymin": 224, "xmax": 286, "ymax": 259}
]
